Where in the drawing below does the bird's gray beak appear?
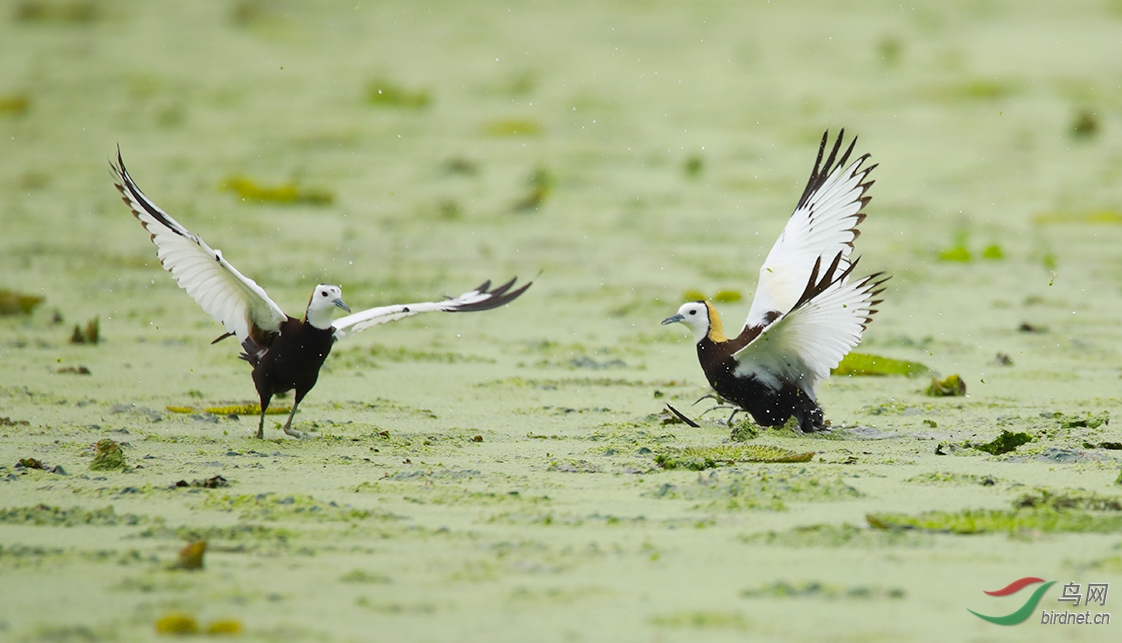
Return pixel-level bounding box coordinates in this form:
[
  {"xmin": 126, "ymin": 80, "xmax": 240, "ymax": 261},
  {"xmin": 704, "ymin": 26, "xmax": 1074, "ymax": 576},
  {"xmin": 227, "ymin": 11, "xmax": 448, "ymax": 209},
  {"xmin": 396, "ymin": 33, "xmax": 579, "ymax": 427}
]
[
  {"xmin": 333, "ymin": 298, "xmax": 351, "ymax": 313},
  {"xmin": 661, "ymin": 314, "xmax": 685, "ymax": 326}
]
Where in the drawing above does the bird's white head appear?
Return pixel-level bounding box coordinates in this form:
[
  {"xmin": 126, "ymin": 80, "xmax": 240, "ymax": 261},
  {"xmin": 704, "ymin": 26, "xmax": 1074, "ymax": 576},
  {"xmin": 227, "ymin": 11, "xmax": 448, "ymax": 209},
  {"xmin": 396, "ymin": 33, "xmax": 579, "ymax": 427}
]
[
  {"xmin": 305, "ymin": 284, "xmax": 350, "ymax": 330},
  {"xmin": 661, "ymin": 301, "xmax": 716, "ymax": 344}
]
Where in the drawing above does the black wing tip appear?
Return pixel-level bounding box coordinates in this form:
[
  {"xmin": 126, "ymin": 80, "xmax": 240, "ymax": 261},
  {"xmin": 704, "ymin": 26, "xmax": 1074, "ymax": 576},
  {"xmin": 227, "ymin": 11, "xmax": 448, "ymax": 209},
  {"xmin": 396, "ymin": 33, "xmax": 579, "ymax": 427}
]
[
  {"xmin": 791, "ymin": 253, "xmax": 889, "ymax": 315},
  {"xmin": 108, "ymin": 151, "xmax": 193, "ymax": 241},
  {"xmin": 110, "ymin": 145, "xmax": 132, "ymax": 185},
  {"xmin": 448, "ymin": 276, "xmax": 533, "ymax": 313},
  {"xmin": 797, "ymin": 127, "xmax": 871, "ymax": 211}
]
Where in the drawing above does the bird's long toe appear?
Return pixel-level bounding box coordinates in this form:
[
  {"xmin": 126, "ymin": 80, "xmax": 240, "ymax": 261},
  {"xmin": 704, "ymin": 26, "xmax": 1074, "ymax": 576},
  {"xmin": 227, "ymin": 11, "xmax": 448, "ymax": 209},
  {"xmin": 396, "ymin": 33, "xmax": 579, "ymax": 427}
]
[{"xmin": 283, "ymin": 425, "xmax": 314, "ymax": 439}]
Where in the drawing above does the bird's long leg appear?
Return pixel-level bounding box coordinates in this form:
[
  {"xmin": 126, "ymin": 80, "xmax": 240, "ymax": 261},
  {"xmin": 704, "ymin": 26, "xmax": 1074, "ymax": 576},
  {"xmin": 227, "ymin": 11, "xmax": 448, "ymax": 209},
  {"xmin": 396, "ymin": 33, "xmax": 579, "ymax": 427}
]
[
  {"xmin": 281, "ymin": 401, "xmax": 309, "ymax": 439},
  {"xmin": 256, "ymin": 395, "xmax": 271, "ymax": 439},
  {"xmin": 725, "ymin": 408, "xmax": 742, "ymax": 426}
]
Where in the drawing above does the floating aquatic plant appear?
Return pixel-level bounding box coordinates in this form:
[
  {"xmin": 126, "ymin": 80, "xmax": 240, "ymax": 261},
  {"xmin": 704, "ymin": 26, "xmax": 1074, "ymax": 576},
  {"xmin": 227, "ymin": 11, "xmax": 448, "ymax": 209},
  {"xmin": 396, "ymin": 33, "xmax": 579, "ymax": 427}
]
[
  {"xmin": 832, "ymin": 352, "xmax": 932, "ymax": 377},
  {"xmin": 367, "ymin": 78, "xmax": 431, "ymax": 109},
  {"xmin": 69, "ymin": 317, "xmax": 99, "ymax": 344},
  {"xmin": 1071, "ymin": 109, "xmax": 1099, "ymax": 138},
  {"xmin": 202, "ymin": 492, "xmax": 394, "ymax": 522},
  {"xmin": 483, "ymin": 118, "xmax": 542, "ymax": 137},
  {"xmin": 936, "ymin": 228, "xmax": 979, "ymax": 262},
  {"xmin": 1034, "ymin": 210, "xmax": 1122, "ymax": 225},
  {"xmin": 971, "ymin": 430, "xmax": 1033, "ymax": 455},
  {"xmin": 728, "ymin": 421, "xmax": 760, "ymax": 442},
  {"xmin": 512, "ymin": 166, "xmax": 553, "ymax": 212},
  {"xmin": 906, "ymin": 472, "xmax": 998, "ymax": 486},
  {"xmin": 333, "ymin": 343, "xmax": 491, "ymax": 367},
  {"xmin": 175, "ymin": 540, "xmax": 206, "ymax": 570},
  {"xmin": 652, "ymin": 469, "xmax": 860, "ymax": 511},
  {"xmin": 0, "ymin": 94, "xmax": 30, "ymax": 116},
  {"xmin": 173, "ymin": 475, "xmax": 228, "ymax": 489},
  {"xmin": 740, "ymin": 522, "xmax": 929, "ymax": 548},
  {"xmin": 866, "ymin": 508, "xmax": 1122, "ymax": 534},
  {"xmin": 680, "ymin": 289, "xmax": 743, "ymax": 304},
  {"xmin": 937, "ymin": 244, "xmax": 971, "ymax": 262},
  {"xmin": 655, "ymin": 445, "xmax": 814, "ymax": 470},
  {"xmin": 1014, "ymin": 489, "xmax": 1122, "ymax": 512},
  {"xmin": 207, "ymin": 620, "xmax": 243, "ymax": 635},
  {"xmin": 203, "ymin": 404, "xmax": 289, "ymax": 416},
  {"xmin": 1050, "ymin": 411, "xmax": 1109, "ymax": 430},
  {"xmin": 17, "ymin": 457, "xmax": 45, "ymax": 470},
  {"xmin": 868, "ymin": 489, "xmax": 1122, "ymax": 534},
  {"xmin": 740, "ymin": 580, "xmax": 905, "ymax": 600},
  {"xmin": 713, "ymin": 290, "xmax": 742, "ymax": 303},
  {"xmin": 0, "ymin": 504, "xmax": 145, "ymax": 527},
  {"xmin": 155, "ymin": 612, "xmax": 198, "ymax": 635},
  {"xmin": 925, "ymin": 374, "xmax": 965, "ymax": 396},
  {"xmin": 210, "ymin": 403, "xmax": 286, "ymax": 416},
  {"xmin": 340, "ymin": 569, "xmax": 393, "ymax": 584},
  {"xmin": 940, "ymin": 79, "xmax": 1019, "ymax": 101},
  {"xmin": 682, "ymin": 289, "xmax": 706, "ymax": 302},
  {"xmin": 221, "ymin": 175, "xmax": 334, "ymax": 205},
  {"xmin": 0, "ymin": 289, "xmax": 44, "ymax": 315},
  {"xmin": 981, "ymin": 244, "xmax": 1004, "ymax": 260},
  {"xmin": 90, "ymin": 439, "xmax": 125, "ymax": 471},
  {"xmin": 682, "ymin": 154, "xmax": 704, "ymax": 178},
  {"xmin": 14, "ymin": 1, "xmax": 100, "ymax": 24},
  {"xmin": 650, "ymin": 611, "xmax": 750, "ymax": 631},
  {"xmin": 877, "ymin": 37, "xmax": 902, "ymax": 66}
]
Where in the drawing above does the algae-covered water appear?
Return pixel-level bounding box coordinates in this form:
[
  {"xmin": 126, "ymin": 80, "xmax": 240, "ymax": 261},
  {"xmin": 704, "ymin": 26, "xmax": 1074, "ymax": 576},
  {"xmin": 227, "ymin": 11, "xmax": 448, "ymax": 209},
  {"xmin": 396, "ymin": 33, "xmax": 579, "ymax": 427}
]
[{"xmin": 3, "ymin": 1, "xmax": 1122, "ymax": 640}]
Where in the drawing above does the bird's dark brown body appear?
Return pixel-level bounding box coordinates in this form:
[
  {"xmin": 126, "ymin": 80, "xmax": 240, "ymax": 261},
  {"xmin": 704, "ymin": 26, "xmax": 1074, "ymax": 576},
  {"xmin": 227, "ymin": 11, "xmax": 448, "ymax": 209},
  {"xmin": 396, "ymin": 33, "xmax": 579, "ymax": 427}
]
[
  {"xmin": 240, "ymin": 317, "xmax": 336, "ymax": 439},
  {"xmin": 696, "ymin": 336, "xmax": 824, "ymax": 432}
]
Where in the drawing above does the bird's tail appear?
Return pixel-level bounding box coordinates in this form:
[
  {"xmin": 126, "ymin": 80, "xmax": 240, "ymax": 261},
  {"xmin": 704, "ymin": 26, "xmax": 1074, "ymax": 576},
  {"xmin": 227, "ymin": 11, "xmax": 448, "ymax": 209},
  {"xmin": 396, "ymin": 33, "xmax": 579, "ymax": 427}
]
[{"xmin": 239, "ymin": 337, "xmax": 265, "ymax": 368}]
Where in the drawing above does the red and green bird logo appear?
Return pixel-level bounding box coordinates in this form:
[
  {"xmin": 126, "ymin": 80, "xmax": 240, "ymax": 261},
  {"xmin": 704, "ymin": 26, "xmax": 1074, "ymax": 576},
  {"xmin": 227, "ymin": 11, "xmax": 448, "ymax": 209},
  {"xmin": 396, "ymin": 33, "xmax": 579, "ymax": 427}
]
[{"xmin": 968, "ymin": 577, "xmax": 1055, "ymax": 625}]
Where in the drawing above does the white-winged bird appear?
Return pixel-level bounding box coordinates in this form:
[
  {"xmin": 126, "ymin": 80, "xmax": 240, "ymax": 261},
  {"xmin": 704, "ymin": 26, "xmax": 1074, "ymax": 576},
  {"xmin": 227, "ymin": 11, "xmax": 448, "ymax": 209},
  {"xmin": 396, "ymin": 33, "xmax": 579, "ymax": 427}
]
[
  {"xmin": 112, "ymin": 151, "xmax": 531, "ymax": 439},
  {"xmin": 662, "ymin": 130, "xmax": 887, "ymax": 433}
]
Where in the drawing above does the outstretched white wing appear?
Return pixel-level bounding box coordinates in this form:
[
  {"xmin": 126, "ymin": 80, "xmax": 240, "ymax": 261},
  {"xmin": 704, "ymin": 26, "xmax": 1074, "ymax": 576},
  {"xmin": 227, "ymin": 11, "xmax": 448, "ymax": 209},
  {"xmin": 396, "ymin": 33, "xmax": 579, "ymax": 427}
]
[
  {"xmin": 734, "ymin": 255, "xmax": 886, "ymax": 397},
  {"xmin": 112, "ymin": 149, "xmax": 288, "ymax": 343},
  {"xmin": 332, "ymin": 277, "xmax": 532, "ymax": 341},
  {"xmin": 744, "ymin": 130, "xmax": 875, "ymax": 331}
]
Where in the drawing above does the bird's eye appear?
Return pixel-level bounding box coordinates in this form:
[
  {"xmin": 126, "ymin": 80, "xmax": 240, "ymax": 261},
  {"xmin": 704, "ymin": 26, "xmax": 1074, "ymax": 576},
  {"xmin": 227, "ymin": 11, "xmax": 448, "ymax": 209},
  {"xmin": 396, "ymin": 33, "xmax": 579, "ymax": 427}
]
[
  {"xmin": 320, "ymin": 290, "xmax": 328, "ymax": 297},
  {"xmin": 688, "ymin": 310, "xmax": 697, "ymax": 316}
]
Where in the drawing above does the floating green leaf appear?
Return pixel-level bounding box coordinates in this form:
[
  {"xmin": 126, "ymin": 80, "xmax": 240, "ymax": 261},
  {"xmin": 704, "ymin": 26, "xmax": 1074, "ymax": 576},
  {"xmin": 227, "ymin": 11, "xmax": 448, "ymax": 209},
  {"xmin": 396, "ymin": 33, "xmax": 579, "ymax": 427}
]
[
  {"xmin": 221, "ymin": 175, "xmax": 334, "ymax": 205},
  {"xmin": 981, "ymin": 244, "xmax": 1004, "ymax": 260},
  {"xmin": 832, "ymin": 352, "xmax": 933, "ymax": 377}
]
